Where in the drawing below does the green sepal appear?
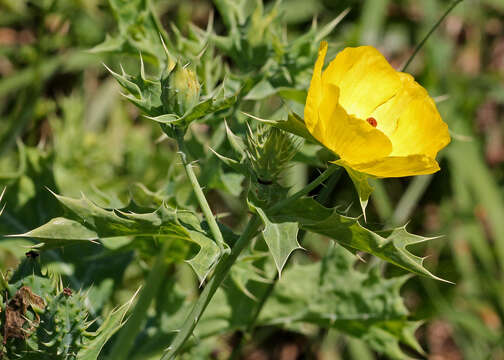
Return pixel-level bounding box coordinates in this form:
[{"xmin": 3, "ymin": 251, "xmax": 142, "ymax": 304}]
[{"xmin": 334, "ymin": 160, "xmax": 374, "ymax": 221}]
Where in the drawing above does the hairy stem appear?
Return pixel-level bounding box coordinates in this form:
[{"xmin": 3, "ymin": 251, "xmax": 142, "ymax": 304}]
[{"xmin": 175, "ymin": 132, "xmax": 226, "ymax": 254}]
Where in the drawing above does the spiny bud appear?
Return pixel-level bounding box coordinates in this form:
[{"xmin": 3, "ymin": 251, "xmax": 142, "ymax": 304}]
[
  {"xmin": 162, "ymin": 62, "xmax": 201, "ymax": 117},
  {"xmin": 1, "ymin": 259, "xmax": 90, "ymax": 359},
  {"xmin": 245, "ymin": 125, "xmax": 301, "ymax": 185}
]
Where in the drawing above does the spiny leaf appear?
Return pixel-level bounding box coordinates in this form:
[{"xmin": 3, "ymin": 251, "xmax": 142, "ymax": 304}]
[
  {"xmin": 124, "ymin": 244, "xmax": 423, "ymax": 359},
  {"xmin": 10, "ymin": 192, "xmax": 220, "ymax": 283},
  {"xmin": 255, "ymin": 243, "xmax": 423, "ymax": 359},
  {"xmin": 270, "ymin": 197, "xmax": 450, "ymax": 282},
  {"xmin": 209, "ymin": 123, "xmax": 250, "ymax": 177},
  {"xmin": 77, "ymin": 290, "xmax": 138, "ymax": 360},
  {"xmin": 181, "ymin": 94, "xmax": 237, "ymax": 124},
  {"xmin": 104, "ymin": 63, "xmax": 163, "ymax": 116},
  {"xmin": 188, "ymin": 242, "xmax": 424, "ymax": 359},
  {"xmin": 185, "ymin": 229, "xmax": 220, "ymax": 285},
  {"xmin": 147, "ymin": 94, "xmax": 238, "ymax": 125},
  {"xmin": 256, "ymin": 207, "xmax": 302, "ymax": 275}
]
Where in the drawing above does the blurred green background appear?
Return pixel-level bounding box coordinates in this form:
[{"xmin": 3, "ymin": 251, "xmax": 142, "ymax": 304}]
[{"xmin": 1, "ymin": 0, "xmax": 504, "ymax": 359}]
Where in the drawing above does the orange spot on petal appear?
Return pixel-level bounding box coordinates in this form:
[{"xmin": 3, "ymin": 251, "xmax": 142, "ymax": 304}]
[{"xmin": 366, "ymin": 117, "xmax": 377, "ymax": 127}]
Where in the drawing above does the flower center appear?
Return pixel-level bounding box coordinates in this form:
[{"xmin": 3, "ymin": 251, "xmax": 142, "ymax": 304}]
[{"xmin": 366, "ymin": 117, "xmax": 377, "ymax": 127}]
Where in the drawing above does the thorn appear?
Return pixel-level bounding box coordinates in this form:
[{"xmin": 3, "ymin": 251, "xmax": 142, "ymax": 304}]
[
  {"xmin": 159, "ymin": 33, "xmax": 169, "ymax": 56},
  {"xmin": 155, "ymin": 134, "xmax": 169, "ymax": 143},
  {"xmin": 433, "ymin": 94, "xmax": 450, "ymax": 103},
  {"xmin": 206, "ymin": 9, "xmax": 214, "ymax": 33},
  {"xmin": 139, "ymin": 52, "xmax": 146, "ymax": 80},
  {"xmin": 197, "ymin": 44, "xmax": 209, "ymax": 59},
  {"xmin": 355, "ymin": 252, "xmax": 366, "ymax": 262},
  {"xmin": 45, "ymin": 187, "xmax": 58, "ymax": 198},
  {"xmin": 102, "ymin": 62, "xmax": 115, "ymax": 75}
]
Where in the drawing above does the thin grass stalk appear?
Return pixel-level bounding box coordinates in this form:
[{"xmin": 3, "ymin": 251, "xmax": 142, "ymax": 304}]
[{"xmin": 401, "ymin": 0, "xmax": 463, "ymax": 71}]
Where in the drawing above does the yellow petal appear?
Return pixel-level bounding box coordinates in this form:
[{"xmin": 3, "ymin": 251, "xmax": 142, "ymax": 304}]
[
  {"xmin": 385, "ymin": 73, "xmax": 450, "ymax": 158},
  {"xmin": 304, "ymin": 41, "xmax": 327, "ymax": 134},
  {"xmin": 336, "ymin": 154, "xmax": 441, "ymax": 178},
  {"xmin": 322, "ymin": 46, "xmax": 403, "ymax": 130},
  {"xmin": 317, "ymin": 84, "xmax": 392, "ymax": 164},
  {"xmin": 305, "ymin": 42, "xmax": 392, "ymax": 164}
]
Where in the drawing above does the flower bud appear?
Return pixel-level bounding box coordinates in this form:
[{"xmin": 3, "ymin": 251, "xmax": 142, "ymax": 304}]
[
  {"xmin": 245, "ymin": 126, "xmax": 301, "ymax": 185},
  {"xmin": 162, "ymin": 63, "xmax": 201, "ymax": 116}
]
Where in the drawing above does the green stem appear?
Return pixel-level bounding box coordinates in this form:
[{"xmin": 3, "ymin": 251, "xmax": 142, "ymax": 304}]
[
  {"xmin": 401, "ymin": 0, "xmax": 463, "ymax": 72},
  {"xmin": 175, "ymin": 132, "xmax": 226, "ymax": 254},
  {"xmin": 316, "ymin": 167, "xmax": 342, "ymax": 205},
  {"xmin": 161, "ymin": 214, "xmax": 262, "ymax": 360},
  {"xmin": 269, "ymin": 165, "xmax": 339, "ymax": 213},
  {"xmin": 109, "ymin": 240, "xmax": 172, "ymax": 360},
  {"xmin": 161, "ymin": 164, "xmax": 338, "ymax": 359}
]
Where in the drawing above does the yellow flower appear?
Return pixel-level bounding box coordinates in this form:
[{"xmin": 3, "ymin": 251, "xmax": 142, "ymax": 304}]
[{"xmin": 305, "ymin": 41, "xmax": 450, "ymax": 178}]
